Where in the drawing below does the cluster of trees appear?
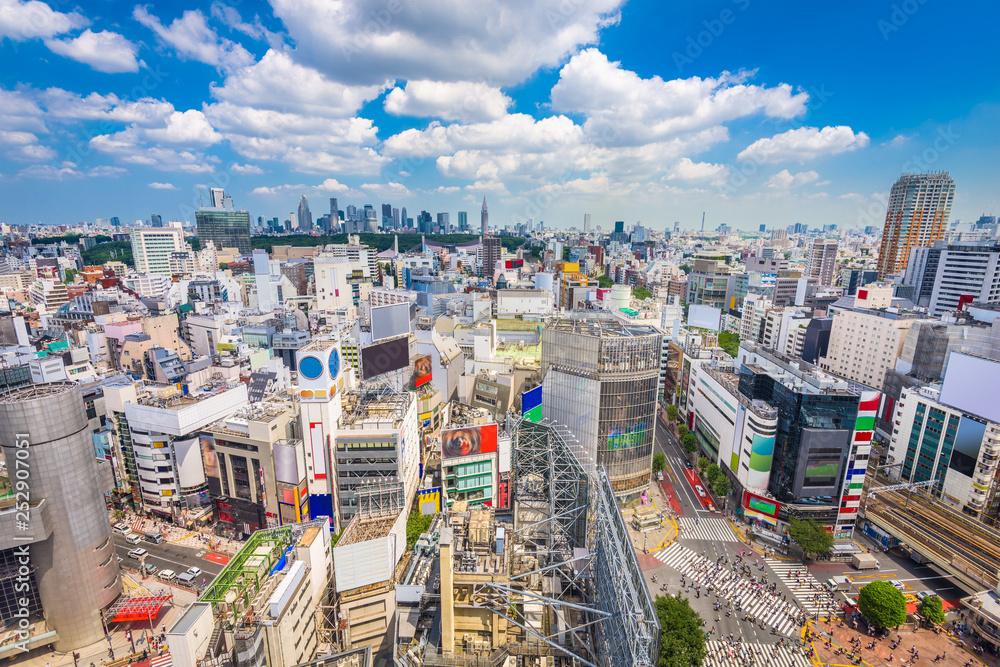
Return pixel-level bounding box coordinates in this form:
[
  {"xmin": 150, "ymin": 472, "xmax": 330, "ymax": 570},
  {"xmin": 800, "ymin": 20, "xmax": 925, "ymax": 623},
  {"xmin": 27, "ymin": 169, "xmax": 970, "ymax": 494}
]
[
  {"xmin": 717, "ymin": 331, "xmax": 740, "ymax": 357},
  {"xmin": 251, "ymin": 232, "xmax": 529, "ymax": 255},
  {"xmin": 405, "ymin": 512, "xmax": 435, "ymax": 550},
  {"xmin": 695, "ymin": 458, "xmax": 732, "ymax": 498},
  {"xmin": 655, "ymin": 594, "xmax": 706, "ymax": 667},
  {"xmin": 81, "ymin": 241, "xmax": 133, "ymax": 267},
  {"xmin": 652, "ymin": 452, "xmax": 667, "ymax": 474},
  {"xmin": 786, "ymin": 517, "xmax": 834, "ymax": 560},
  {"xmin": 858, "ymin": 580, "xmax": 908, "ymax": 629},
  {"xmin": 633, "ymin": 285, "xmax": 653, "ymax": 300},
  {"xmin": 664, "ymin": 405, "xmax": 697, "ymax": 454}
]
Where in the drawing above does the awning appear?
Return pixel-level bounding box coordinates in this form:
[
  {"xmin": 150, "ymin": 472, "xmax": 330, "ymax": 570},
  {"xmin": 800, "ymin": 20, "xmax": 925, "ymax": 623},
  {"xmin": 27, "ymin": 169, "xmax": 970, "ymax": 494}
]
[{"xmin": 107, "ymin": 595, "xmax": 173, "ymax": 623}]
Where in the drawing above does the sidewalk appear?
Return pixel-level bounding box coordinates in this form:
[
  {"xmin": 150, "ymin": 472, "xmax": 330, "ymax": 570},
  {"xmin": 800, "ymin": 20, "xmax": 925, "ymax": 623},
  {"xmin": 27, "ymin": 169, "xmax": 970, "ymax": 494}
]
[
  {"xmin": 113, "ymin": 511, "xmax": 242, "ymax": 556},
  {"xmin": 625, "ymin": 475, "xmax": 680, "ymax": 558}
]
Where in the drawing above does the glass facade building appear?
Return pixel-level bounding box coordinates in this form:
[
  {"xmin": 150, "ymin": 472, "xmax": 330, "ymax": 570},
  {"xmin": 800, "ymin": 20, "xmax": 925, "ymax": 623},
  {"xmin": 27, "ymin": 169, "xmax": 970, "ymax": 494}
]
[
  {"xmin": 541, "ymin": 318, "xmax": 661, "ymax": 502},
  {"xmin": 195, "ymin": 208, "xmax": 252, "ymax": 254}
]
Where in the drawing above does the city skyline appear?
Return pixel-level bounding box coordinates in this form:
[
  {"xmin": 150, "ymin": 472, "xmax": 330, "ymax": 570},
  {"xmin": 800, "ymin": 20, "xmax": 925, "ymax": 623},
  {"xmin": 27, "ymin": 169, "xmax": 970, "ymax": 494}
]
[{"xmin": 0, "ymin": 0, "xmax": 997, "ymax": 230}]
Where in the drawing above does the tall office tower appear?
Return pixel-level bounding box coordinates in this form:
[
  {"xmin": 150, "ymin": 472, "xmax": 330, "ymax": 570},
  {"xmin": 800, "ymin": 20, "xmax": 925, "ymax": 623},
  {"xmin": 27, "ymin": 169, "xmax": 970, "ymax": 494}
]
[
  {"xmin": 614, "ymin": 220, "xmax": 624, "ymax": 234},
  {"xmin": 329, "ymin": 198, "xmax": 339, "ymax": 233},
  {"xmin": 363, "ymin": 205, "xmax": 377, "ymax": 233},
  {"xmin": 110, "ymin": 216, "xmax": 120, "ymax": 228},
  {"xmin": 541, "ymin": 319, "xmax": 661, "ymax": 503},
  {"xmin": 381, "ymin": 203, "xmax": 393, "ymax": 228},
  {"xmin": 759, "ymin": 224, "xmax": 766, "ymax": 232},
  {"xmin": 806, "ymin": 238, "xmax": 839, "ymax": 285},
  {"xmin": 0, "ymin": 383, "xmax": 122, "ymax": 650},
  {"xmin": 437, "ymin": 212, "xmax": 450, "ymax": 231},
  {"xmin": 131, "ymin": 226, "xmax": 186, "ymax": 275},
  {"xmin": 905, "ymin": 242, "xmax": 1000, "ymax": 316},
  {"xmin": 297, "ymin": 195, "xmax": 313, "ymax": 232},
  {"xmin": 457, "ymin": 211, "xmax": 468, "ymax": 231},
  {"xmin": 196, "ymin": 208, "xmax": 252, "ymax": 254},
  {"xmin": 401, "ymin": 207, "xmax": 408, "ymax": 230},
  {"xmin": 674, "ymin": 221, "xmax": 680, "ymax": 233},
  {"xmin": 481, "ymin": 197, "xmax": 488, "ymax": 235},
  {"xmin": 209, "ymin": 187, "xmax": 225, "ymax": 208},
  {"xmin": 584, "ymin": 213, "xmax": 591, "ymax": 232},
  {"xmin": 877, "ymin": 172, "xmax": 956, "ymax": 279},
  {"xmin": 392, "ymin": 207, "xmax": 400, "ymax": 229},
  {"xmin": 481, "ymin": 236, "xmax": 502, "ymax": 279},
  {"xmin": 150, "ymin": 213, "xmax": 163, "ymax": 227},
  {"xmin": 418, "ymin": 211, "xmax": 432, "ymax": 234}
]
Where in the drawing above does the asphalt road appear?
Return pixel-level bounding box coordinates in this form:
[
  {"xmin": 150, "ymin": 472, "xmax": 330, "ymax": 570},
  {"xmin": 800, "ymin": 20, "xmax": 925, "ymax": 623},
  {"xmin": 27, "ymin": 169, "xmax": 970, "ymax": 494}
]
[
  {"xmin": 654, "ymin": 416, "xmax": 711, "ymax": 517},
  {"xmin": 113, "ymin": 534, "xmax": 227, "ymax": 580}
]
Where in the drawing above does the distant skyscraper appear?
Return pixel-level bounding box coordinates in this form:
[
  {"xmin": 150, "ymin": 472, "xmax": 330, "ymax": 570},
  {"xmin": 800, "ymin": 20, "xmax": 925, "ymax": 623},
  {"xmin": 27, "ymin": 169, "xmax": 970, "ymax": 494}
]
[
  {"xmin": 614, "ymin": 220, "xmax": 624, "ymax": 234},
  {"xmin": 209, "ymin": 187, "xmax": 225, "ymax": 208},
  {"xmin": 482, "ymin": 236, "xmax": 502, "ymax": 279},
  {"xmin": 110, "ymin": 216, "xmax": 120, "ymax": 228},
  {"xmin": 392, "ymin": 207, "xmax": 400, "ymax": 229},
  {"xmin": 877, "ymin": 172, "xmax": 955, "ymax": 279},
  {"xmin": 196, "ymin": 208, "xmax": 252, "ymax": 254},
  {"xmin": 458, "ymin": 211, "xmax": 468, "ymax": 232},
  {"xmin": 481, "ymin": 197, "xmax": 488, "ymax": 235},
  {"xmin": 584, "ymin": 213, "xmax": 591, "ymax": 232},
  {"xmin": 150, "ymin": 213, "xmax": 163, "ymax": 227},
  {"xmin": 381, "ymin": 203, "xmax": 393, "ymax": 229},
  {"xmin": 759, "ymin": 224, "xmax": 766, "ymax": 232},
  {"xmin": 806, "ymin": 238, "xmax": 839, "ymax": 286},
  {"xmin": 329, "ymin": 198, "xmax": 339, "ymax": 233},
  {"xmin": 297, "ymin": 195, "xmax": 312, "ymax": 232},
  {"xmin": 437, "ymin": 212, "xmax": 450, "ymax": 231}
]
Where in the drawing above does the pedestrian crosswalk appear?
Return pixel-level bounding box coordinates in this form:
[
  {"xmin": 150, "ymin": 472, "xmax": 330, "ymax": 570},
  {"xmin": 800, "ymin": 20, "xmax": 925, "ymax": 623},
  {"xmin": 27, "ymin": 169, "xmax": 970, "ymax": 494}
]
[
  {"xmin": 652, "ymin": 542, "xmax": 806, "ymax": 636},
  {"xmin": 678, "ymin": 517, "xmax": 740, "ymax": 542},
  {"xmin": 150, "ymin": 654, "xmax": 173, "ymax": 667},
  {"xmin": 765, "ymin": 558, "xmax": 838, "ymax": 618},
  {"xmin": 705, "ymin": 641, "xmax": 811, "ymax": 667}
]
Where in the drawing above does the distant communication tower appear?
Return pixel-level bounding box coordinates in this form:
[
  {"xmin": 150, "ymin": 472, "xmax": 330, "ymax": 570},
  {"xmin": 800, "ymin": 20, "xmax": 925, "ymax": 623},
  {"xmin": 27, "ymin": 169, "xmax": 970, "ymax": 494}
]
[{"xmin": 701, "ymin": 212, "xmax": 705, "ymax": 232}]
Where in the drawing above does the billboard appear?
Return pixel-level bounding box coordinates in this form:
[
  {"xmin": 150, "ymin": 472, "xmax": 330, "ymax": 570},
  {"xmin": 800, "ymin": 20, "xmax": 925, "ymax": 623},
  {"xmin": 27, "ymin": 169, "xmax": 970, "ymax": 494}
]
[
  {"xmin": 175, "ymin": 436, "xmax": 206, "ymax": 488},
  {"xmin": 743, "ymin": 490, "xmax": 779, "ymax": 518},
  {"xmin": 361, "ymin": 336, "xmax": 409, "ymax": 379},
  {"xmin": 688, "ymin": 304, "xmax": 722, "ymax": 332},
  {"xmin": 371, "ymin": 302, "xmax": 413, "ymax": 342},
  {"xmin": 949, "ymin": 416, "xmax": 987, "ymax": 477},
  {"xmin": 521, "ymin": 385, "xmax": 542, "ymax": 422},
  {"xmin": 200, "ymin": 434, "xmax": 222, "ymax": 496},
  {"xmin": 442, "ymin": 423, "xmax": 498, "ymax": 459},
  {"xmin": 940, "ymin": 352, "xmax": 1000, "ymax": 424},
  {"xmin": 273, "ymin": 441, "xmax": 300, "ymax": 485},
  {"xmin": 414, "ymin": 354, "xmax": 432, "ymax": 387},
  {"xmin": 418, "ymin": 487, "xmax": 442, "ymax": 514}
]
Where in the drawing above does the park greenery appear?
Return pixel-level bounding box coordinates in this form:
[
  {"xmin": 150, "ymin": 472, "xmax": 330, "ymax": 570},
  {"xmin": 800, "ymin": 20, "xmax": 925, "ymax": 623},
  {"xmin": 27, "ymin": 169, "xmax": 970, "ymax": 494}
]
[
  {"xmin": 706, "ymin": 464, "xmax": 722, "ymax": 485},
  {"xmin": 717, "ymin": 331, "xmax": 740, "ymax": 357},
  {"xmin": 787, "ymin": 517, "xmax": 834, "ymax": 560},
  {"xmin": 655, "ymin": 594, "xmax": 706, "ymax": 667},
  {"xmin": 598, "ymin": 275, "xmax": 614, "ymax": 288},
  {"xmin": 81, "ymin": 241, "xmax": 133, "ymax": 267},
  {"xmin": 633, "ymin": 285, "xmax": 653, "ymax": 300},
  {"xmin": 858, "ymin": 580, "xmax": 908, "ymax": 629}
]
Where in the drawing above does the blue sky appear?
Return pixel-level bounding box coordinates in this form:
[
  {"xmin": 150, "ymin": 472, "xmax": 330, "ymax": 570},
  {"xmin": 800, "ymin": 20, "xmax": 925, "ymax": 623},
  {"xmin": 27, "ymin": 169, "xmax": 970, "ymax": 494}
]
[{"xmin": 0, "ymin": 0, "xmax": 997, "ymax": 230}]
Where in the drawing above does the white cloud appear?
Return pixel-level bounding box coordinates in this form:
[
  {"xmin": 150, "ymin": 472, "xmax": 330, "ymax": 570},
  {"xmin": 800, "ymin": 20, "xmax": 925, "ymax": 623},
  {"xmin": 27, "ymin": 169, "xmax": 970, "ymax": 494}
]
[
  {"xmin": 251, "ymin": 178, "xmax": 351, "ymax": 196},
  {"xmin": 738, "ymin": 126, "xmax": 869, "ymax": 164},
  {"xmin": 148, "ymin": 181, "xmax": 177, "ymax": 190},
  {"xmin": 144, "ymin": 110, "xmax": 221, "ymax": 145},
  {"xmin": 44, "ymin": 29, "xmax": 140, "ymax": 73},
  {"xmin": 210, "ymin": 2, "xmax": 283, "ymax": 48},
  {"xmin": 0, "ymin": 130, "xmax": 55, "ymax": 161},
  {"xmin": 230, "ymin": 163, "xmax": 263, "ymax": 175},
  {"xmin": 551, "ymin": 50, "xmax": 808, "ymax": 147},
  {"xmin": 665, "ymin": 158, "xmax": 729, "ymax": 185},
  {"xmin": 883, "ymin": 133, "xmax": 911, "ymax": 147},
  {"xmin": 385, "ymin": 80, "xmax": 512, "ymax": 123},
  {"xmin": 765, "ymin": 169, "xmax": 820, "ymax": 188},
  {"xmin": 269, "ymin": 0, "xmax": 624, "ymax": 86},
  {"xmin": 38, "ymin": 88, "xmax": 174, "ymax": 127},
  {"xmin": 133, "ymin": 6, "xmax": 253, "ymax": 72},
  {"xmin": 385, "ymin": 114, "xmax": 584, "ymax": 159},
  {"xmin": 18, "ymin": 162, "xmax": 126, "ymax": 179},
  {"xmin": 359, "ymin": 181, "xmax": 411, "ymax": 198},
  {"xmin": 89, "ymin": 129, "xmax": 218, "ymax": 173},
  {"xmin": 0, "ymin": 0, "xmax": 88, "ymax": 40}
]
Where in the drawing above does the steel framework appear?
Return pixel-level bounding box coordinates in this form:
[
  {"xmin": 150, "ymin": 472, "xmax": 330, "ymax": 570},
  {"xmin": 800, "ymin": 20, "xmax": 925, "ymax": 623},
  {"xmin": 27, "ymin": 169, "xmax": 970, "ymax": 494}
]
[{"xmin": 500, "ymin": 418, "xmax": 660, "ymax": 667}]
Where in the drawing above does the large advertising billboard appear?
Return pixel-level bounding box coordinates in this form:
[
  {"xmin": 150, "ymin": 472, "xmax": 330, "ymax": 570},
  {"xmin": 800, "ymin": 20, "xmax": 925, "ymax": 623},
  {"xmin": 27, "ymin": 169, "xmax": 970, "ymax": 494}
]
[
  {"xmin": 273, "ymin": 441, "xmax": 300, "ymax": 485},
  {"xmin": 742, "ymin": 490, "xmax": 779, "ymax": 518},
  {"xmin": 175, "ymin": 436, "xmax": 206, "ymax": 489},
  {"xmin": 371, "ymin": 302, "xmax": 413, "ymax": 342},
  {"xmin": 688, "ymin": 304, "xmax": 722, "ymax": 332},
  {"xmin": 414, "ymin": 354, "xmax": 432, "ymax": 387},
  {"xmin": 442, "ymin": 423, "xmax": 498, "ymax": 460},
  {"xmin": 521, "ymin": 385, "xmax": 542, "ymax": 422},
  {"xmin": 949, "ymin": 416, "xmax": 987, "ymax": 477},
  {"xmin": 200, "ymin": 434, "xmax": 222, "ymax": 496},
  {"xmin": 361, "ymin": 336, "xmax": 409, "ymax": 379}
]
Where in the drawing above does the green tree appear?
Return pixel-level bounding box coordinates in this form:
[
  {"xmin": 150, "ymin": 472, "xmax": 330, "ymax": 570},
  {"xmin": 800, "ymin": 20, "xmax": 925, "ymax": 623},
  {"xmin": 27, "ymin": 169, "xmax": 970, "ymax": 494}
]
[
  {"xmin": 653, "ymin": 452, "xmax": 667, "ymax": 474},
  {"xmin": 665, "ymin": 405, "xmax": 679, "ymax": 422},
  {"xmin": 597, "ymin": 275, "xmax": 614, "ymax": 288},
  {"xmin": 677, "ymin": 423, "xmax": 689, "ymax": 438},
  {"xmin": 633, "ymin": 285, "xmax": 653, "ymax": 300},
  {"xmin": 697, "ymin": 457, "xmax": 710, "ymax": 472},
  {"xmin": 713, "ymin": 477, "xmax": 732, "ymax": 497},
  {"xmin": 679, "ymin": 264, "xmax": 692, "ymax": 275},
  {"xmin": 406, "ymin": 512, "xmax": 435, "ymax": 550},
  {"xmin": 787, "ymin": 517, "xmax": 834, "ymax": 559},
  {"xmin": 717, "ymin": 331, "xmax": 740, "ymax": 357},
  {"xmin": 858, "ymin": 580, "xmax": 908, "ymax": 629},
  {"xmin": 681, "ymin": 433, "xmax": 697, "ymax": 454},
  {"xmin": 917, "ymin": 595, "xmax": 945, "ymax": 624},
  {"xmin": 63, "ymin": 268, "xmax": 78, "ymax": 284},
  {"xmin": 655, "ymin": 594, "xmax": 706, "ymax": 667},
  {"xmin": 706, "ymin": 464, "xmax": 721, "ymax": 485}
]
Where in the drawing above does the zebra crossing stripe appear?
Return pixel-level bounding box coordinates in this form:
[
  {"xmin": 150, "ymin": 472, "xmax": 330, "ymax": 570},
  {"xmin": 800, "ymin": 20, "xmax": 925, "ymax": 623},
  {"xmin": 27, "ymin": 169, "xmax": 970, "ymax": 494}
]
[
  {"xmin": 705, "ymin": 641, "xmax": 811, "ymax": 667},
  {"xmin": 765, "ymin": 558, "xmax": 838, "ymax": 616},
  {"xmin": 678, "ymin": 517, "xmax": 740, "ymax": 542}
]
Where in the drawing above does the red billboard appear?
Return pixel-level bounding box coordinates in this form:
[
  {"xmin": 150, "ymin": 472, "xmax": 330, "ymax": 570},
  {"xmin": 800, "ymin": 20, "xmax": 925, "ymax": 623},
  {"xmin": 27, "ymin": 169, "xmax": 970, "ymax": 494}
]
[
  {"xmin": 742, "ymin": 490, "xmax": 779, "ymax": 518},
  {"xmin": 442, "ymin": 423, "xmax": 498, "ymax": 460},
  {"xmin": 414, "ymin": 354, "xmax": 432, "ymax": 387}
]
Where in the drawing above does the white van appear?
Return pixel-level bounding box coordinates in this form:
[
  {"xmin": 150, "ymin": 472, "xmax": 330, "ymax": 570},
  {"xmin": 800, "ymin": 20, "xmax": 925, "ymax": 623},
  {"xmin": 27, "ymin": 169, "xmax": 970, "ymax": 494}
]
[
  {"xmin": 124, "ymin": 532, "xmax": 142, "ymax": 545},
  {"xmin": 113, "ymin": 522, "xmax": 131, "ymax": 535}
]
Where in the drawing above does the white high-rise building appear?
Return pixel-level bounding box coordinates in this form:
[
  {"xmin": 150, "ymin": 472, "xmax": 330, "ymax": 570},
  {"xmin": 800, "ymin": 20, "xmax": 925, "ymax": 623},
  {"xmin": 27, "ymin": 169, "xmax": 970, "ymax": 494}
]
[
  {"xmin": 806, "ymin": 238, "xmax": 839, "ymax": 286},
  {"xmin": 130, "ymin": 227, "xmax": 186, "ymax": 275}
]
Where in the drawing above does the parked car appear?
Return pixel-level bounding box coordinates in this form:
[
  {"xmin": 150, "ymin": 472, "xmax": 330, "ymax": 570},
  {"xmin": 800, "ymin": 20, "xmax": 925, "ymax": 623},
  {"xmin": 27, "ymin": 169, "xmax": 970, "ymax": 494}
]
[
  {"xmin": 916, "ymin": 590, "xmax": 935, "ymax": 601},
  {"xmin": 176, "ymin": 572, "xmax": 196, "ymax": 586},
  {"xmin": 657, "ymin": 471, "xmax": 664, "ymax": 482},
  {"xmin": 186, "ymin": 566, "xmax": 202, "ymax": 577},
  {"xmin": 159, "ymin": 570, "xmax": 177, "ymax": 582},
  {"xmin": 144, "ymin": 532, "xmax": 164, "ymax": 544},
  {"xmin": 141, "ymin": 563, "xmax": 157, "ymax": 575},
  {"xmin": 128, "ymin": 548, "xmax": 147, "ymax": 560},
  {"xmin": 113, "ymin": 522, "xmax": 131, "ymax": 535},
  {"xmin": 124, "ymin": 532, "xmax": 142, "ymax": 545}
]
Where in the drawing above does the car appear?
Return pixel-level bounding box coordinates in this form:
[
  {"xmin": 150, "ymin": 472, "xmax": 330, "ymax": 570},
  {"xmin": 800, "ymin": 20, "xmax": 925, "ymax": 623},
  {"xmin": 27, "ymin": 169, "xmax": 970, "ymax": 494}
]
[
  {"xmin": 113, "ymin": 522, "xmax": 131, "ymax": 535},
  {"xmin": 186, "ymin": 566, "xmax": 202, "ymax": 577},
  {"xmin": 159, "ymin": 570, "xmax": 176, "ymax": 582},
  {"xmin": 128, "ymin": 548, "xmax": 148, "ymax": 560},
  {"xmin": 176, "ymin": 572, "xmax": 196, "ymax": 586},
  {"xmin": 695, "ymin": 485, "xmax": 706, "ymax": 498},
  {"xmin": 916, "ymin": 590, "xmax": 935, "ymax": 601},
  {"xmin": 124, "ymin": 532, "xmax": 142, "ymax": 545},
  {"xmin": 891, "ymin": 580, "xmax": 906, "ymax": 591},
  {"xmin": 141, "ymin": 563, "xmax": 157, "ymax": 575},
  {"xmin": 707, "ymin": 503, "xmax": 716, "ymax": 512},
  {"xmin": 657, "ymin": 471, "xmax": 664, "ymax": 482},
  {"xmin": 144, "ymin": 532, "xmax": 164, "ymax": 544},
  {"xmin": 684, "ymin": 460, "xmax": 693, "ymax": 469}
]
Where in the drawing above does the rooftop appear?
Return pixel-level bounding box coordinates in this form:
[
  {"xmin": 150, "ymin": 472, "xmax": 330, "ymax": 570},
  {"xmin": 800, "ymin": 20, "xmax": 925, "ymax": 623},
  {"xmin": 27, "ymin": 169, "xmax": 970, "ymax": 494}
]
[
  {"xmin": 544, "ymin": 316, "xmax": 660, "ymax": 339},
  {"xmin": 339, "ymin": 388, "xmax": 413, "ymax": 429}
]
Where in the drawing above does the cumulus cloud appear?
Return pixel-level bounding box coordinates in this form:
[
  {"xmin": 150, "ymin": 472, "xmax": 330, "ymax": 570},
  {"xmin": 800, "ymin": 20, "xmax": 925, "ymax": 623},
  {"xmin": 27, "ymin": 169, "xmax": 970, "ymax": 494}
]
[
  {"xmin": 133, "ymin": 6, "xmax": 253, "ymax": 72},
  {"xmin": 385, "ymin": 80, "xmax": 512, "ymax": 123},
  {"xmin": 44, "ymin": 29, "xmax": 140, "ymax": 73},
  {"xmin": 765, "ymin": 169, "xmax": 820, "ymax": 188},
  {"xmin": 0, "ymin": 0, "xmax": 88, "ymax": 40},
  {"xmin": 269, "ymin": 0, "xmax": 624, "ymax": 86},
  {"xmin": 148, "ymin": 181, "xmax": 177, "ymax": 189},
  {"xmin": 738, "ymin": 126, "xmax": 869, "ymax": 164},
  {"xmin": 144, "ymin": 110, "xmax": 221, "ymax": 145},
  {"xmin": 230, "ymin": 163, "xmax": 263, "ymax": 174},
  {"xmin": 665, "ymin": 158, "xmax": 730, "ymax": 185},
  {"xmin": 251, "ymin": 178, "xmax": 351, "ymax": 196},
  {"xmin": 18, "ymin": 162, "xmax": 126, "ymax": 179}
]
